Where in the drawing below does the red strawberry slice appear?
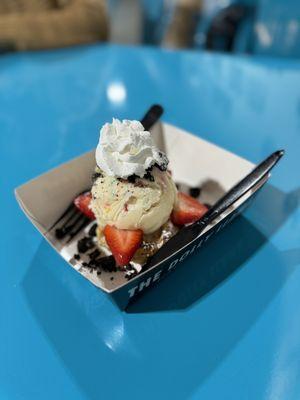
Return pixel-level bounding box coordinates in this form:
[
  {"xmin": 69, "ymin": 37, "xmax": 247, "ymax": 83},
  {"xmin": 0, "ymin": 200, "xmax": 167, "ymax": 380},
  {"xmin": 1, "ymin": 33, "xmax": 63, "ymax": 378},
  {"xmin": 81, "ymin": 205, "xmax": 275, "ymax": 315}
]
[
  {"xmin": 171, "ymin": 192, "xmax": 208, "ymax": 226},
  {"xmin": 74, "ymin": 192, "xmax": 95, "ymax": 220},
  {"xmin": 104, "ymin": 225, "xmax": 143, "ymax": 266}
]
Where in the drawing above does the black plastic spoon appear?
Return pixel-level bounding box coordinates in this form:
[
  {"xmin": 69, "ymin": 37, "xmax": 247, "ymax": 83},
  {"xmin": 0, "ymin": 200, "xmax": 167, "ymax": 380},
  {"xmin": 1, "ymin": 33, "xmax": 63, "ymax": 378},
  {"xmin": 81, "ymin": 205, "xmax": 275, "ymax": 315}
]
[{"xmin": 145, "ymin": 149, "xmax": 285, "ymax": 269}]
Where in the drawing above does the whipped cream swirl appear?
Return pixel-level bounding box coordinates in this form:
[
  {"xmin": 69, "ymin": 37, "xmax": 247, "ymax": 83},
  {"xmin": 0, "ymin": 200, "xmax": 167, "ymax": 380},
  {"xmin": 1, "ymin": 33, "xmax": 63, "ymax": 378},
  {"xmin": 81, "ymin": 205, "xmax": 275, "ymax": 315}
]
[{"xmin": 96, "ymin": 118, "xmax": 168, "ymax": 178}]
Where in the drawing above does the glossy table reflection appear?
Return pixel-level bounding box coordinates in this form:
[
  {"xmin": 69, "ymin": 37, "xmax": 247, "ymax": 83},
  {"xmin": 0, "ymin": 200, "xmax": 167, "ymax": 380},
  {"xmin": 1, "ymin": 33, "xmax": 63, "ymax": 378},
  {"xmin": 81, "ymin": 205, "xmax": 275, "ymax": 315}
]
[{"xmin": 1, "ymin": 44, "xmax": 300, "ymax": 400}]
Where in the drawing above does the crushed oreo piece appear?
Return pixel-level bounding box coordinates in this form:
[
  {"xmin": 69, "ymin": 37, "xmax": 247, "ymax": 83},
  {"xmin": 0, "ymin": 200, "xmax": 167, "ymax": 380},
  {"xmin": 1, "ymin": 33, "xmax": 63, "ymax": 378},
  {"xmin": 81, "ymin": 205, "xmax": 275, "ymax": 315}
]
[
  {"xmin": 156, "ymin": 152, "xmax": 169, "ymax": 170},
  {"xmin": 88, "ymin": 249, "xmax": 101, "ymax": 260},
  {"xmin": 124, "ymin": 263, "xmax": 138, "ymax": 280},
  {"xmin": 82, "ymin": 262, "xmax": 88, "ymax": 267},
  {"xmin": 154, "ymin": 161, "xmax": 168, "ymax": 172},
  {"xmin": 97, "ymin": 271, "xmax": 101, "ymax": 276},
  {"xmin": 189, "ymin": 187, "xmax": 201, "ymax": 198},
  {"xmin": 93, "ymin": 259, "xmax": 103, "ymax": 268},
  {"xmin": 99, "ymin": 255, "xmax": 117, "ymax": 272},
  {"xmin": 74, "ymin": 254, "xmax": 80, "ymax": 261},
  {"xmin": 143, "ymin": 171, "xmax": 154, "ymax": 182},
  {"xmin": 127, "ymin": 174, "xmax": 138, "ymax": 183},
  {"xmin": 110, "ymin": 277, "xmax": 114, "ymax": 281},
  {"xmin": 88, "ymin": 259, "xmax": 97, "ymax": 268},
  {"xmin": 88, "ymin": 223, "xmax": 97, "ymax": 237},
  {"xmin": 77, "ymin": 236, "xmax": 94, "ymax": 253}
]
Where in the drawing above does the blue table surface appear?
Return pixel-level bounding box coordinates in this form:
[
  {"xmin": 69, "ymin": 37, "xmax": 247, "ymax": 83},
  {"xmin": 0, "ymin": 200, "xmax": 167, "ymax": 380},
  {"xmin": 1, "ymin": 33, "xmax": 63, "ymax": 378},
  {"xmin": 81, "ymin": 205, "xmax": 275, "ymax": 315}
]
[{"xmin": 1, "ymin": 44, "xmax": 300, "ymax": 400}]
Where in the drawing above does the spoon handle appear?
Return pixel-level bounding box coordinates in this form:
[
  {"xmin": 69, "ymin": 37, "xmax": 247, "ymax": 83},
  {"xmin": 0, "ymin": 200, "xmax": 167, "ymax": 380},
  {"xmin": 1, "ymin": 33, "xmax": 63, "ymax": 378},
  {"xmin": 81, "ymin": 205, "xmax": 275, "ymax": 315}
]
[
  {"xmin": 197, "ymin": 149, "xmax": 285, "ymax": 228},
  {"xmin": 140, "ymin": 104, "xmax": 164, "ymax": 131}
]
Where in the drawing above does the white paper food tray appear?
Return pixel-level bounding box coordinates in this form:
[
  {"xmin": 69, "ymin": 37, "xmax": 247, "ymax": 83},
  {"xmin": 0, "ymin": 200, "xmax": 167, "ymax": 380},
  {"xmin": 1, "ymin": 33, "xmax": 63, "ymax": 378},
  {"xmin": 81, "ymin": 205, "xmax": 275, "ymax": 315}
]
[{"xmin": 15, "ymin": 122, "xmax": 268, "ymax": 309}]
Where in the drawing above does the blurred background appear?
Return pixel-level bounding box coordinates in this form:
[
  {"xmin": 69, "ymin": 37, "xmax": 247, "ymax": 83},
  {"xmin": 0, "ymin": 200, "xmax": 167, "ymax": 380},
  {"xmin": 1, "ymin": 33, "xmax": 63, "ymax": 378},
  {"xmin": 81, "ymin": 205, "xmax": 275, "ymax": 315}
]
[{"xmin": 0, "ymin": 0, "xmax": 299, "ymax": 58}]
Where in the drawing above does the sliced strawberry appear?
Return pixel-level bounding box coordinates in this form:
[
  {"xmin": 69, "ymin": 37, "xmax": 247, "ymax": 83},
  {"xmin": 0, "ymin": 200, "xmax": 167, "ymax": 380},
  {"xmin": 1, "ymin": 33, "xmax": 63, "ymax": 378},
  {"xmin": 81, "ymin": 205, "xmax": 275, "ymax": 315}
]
[
  {"xmin": 74, "ymin": 191, "xmax": 95, "ymax": 220},
  {"xmin": 171, "ymin": 192, "xmax": 208, "ymax": 226},
  {"xmin": 104, "ymin": 225, "xmax": 143, "ymax": 266}
]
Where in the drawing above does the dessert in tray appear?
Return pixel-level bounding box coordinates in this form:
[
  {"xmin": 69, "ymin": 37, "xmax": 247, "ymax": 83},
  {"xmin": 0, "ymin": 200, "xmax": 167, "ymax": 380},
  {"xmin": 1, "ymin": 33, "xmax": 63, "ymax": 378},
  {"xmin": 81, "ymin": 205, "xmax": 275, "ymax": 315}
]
[
  {"xmin": 57, "ymin": 118, "xmax": 209, "ymax": 279},
  {"xmin": 15, "ymin": 105, "xmax": 284, "ymax": 307}
]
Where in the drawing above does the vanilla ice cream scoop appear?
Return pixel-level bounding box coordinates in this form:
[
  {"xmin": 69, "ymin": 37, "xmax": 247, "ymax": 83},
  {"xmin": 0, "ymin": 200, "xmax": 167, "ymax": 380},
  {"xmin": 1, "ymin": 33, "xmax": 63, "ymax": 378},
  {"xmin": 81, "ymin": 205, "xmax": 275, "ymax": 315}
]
[{"xmin": 91, "ymin": 168, "xmax": 177, "ymax": 234}]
